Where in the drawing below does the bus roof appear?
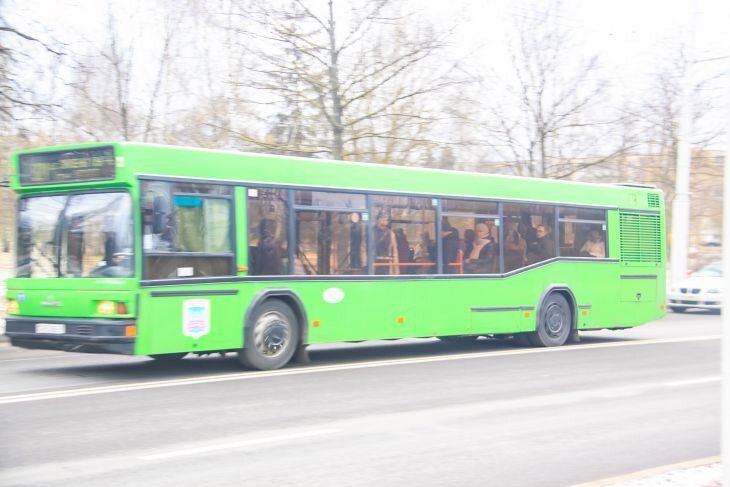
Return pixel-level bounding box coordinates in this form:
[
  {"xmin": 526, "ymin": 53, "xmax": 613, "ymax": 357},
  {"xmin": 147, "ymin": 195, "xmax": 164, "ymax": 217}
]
[{"xmin": 11, "ymin": 142, "xmax": 663, "ymax": 211}]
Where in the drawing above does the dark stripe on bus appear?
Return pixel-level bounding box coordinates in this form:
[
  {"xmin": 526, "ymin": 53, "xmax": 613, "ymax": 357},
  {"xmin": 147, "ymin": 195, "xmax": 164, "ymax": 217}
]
[
  {"xmin": 140, "ymin": 257, "xmax": 621, "ymax": 287},
  {"xmin": 150, "ymin": 290, "xmax": 240, "ymax": 297},
  {"xmin": 471, "ymin": 306, "xmax": 521, "ymax": 312}
]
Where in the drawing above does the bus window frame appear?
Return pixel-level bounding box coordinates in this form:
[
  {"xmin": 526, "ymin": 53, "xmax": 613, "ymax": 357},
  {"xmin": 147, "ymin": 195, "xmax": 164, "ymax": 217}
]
[
  {"xmin": 556, "ymin": 207, "xmax": 609, "ymax": 259},
  {"xmin": 139, "ymin": 179, "xmax": 237, "ymax": 281},
  {"xmin": 136, "ymin": 174, "xmax": 621, "ymax": 284}
]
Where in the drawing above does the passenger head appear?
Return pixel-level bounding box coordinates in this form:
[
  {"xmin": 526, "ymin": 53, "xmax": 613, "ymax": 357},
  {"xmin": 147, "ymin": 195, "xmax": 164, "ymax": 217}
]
[
  {"xmin": 589, "ymin": 229, "xmax": 602, "ymax": 242},
  {"xmin": 377, "ymin": 211, "xmax": 389, "ymax": 229},
  {"xmin": 475, "ymin": 223, "xmax": 489, "ymax": 240},
  {"xmin": 260, "ymin": 219, "xmax": 277, "ymax": 239},
  {"xmin": 536, "ymin": 225, "xmax": 550, "ymax": 238},
  {"xmin": 464, "ymin": 229, "xmax": 475, "ymax": 243}
]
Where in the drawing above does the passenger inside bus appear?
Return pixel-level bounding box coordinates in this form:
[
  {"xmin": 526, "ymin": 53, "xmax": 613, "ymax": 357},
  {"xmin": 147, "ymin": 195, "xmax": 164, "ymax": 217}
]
[
  {"xmin": 503, "ymin": 219, "xmax": 527, "ymax": 271},
  {"xmin": 527, "ymin": 224, "xmax": 555, "ymax": 264},
  {"xmin": 463, "ymin": 222, "xmax": 497, "ymax": 273},
  {"xmin": 252, "ymin": 218, "xmax": 285, "ymax": 275},
  {"xmin": 580, "ymin": 229, "xmax": 606, "ymax": 258},
  {"xmin": 441, "ymin": 217, "xmax": 460, "ymax": 273},
  {"xmin": 374, "ymin": 211, "xmax": 398, "ymax": 274}
]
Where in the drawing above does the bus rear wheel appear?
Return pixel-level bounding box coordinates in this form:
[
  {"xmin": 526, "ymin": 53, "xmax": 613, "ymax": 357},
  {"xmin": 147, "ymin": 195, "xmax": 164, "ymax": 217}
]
[
  {"xmin": 528, "ymin": 293, "xmax": 572, "ymax": 347},
  {"xmin": 238, "ymin": 300, "xmax": 299, "ymax": 370}
]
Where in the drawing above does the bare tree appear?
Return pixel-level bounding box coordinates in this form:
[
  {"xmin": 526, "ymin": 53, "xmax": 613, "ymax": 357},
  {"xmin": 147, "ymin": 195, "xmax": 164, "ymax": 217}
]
[
  {"xmin": 64, "ymin": 2, "xmax": 189, "ymax": 143},
  {"xmin": 212, "ymin": 0, "xmax": 461, "ymax": 163},
  {"xmin": 473, "ymin": 2, "xmax": 637, "ymax": 179},
  {"xmin": 0, "ymin": 0, "xmax": 63, "ymax": 129}
]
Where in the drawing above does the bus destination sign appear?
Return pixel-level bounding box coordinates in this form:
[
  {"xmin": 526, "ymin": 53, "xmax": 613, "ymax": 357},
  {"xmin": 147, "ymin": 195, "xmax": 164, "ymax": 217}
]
[{"xmin": 19, "ymin": 147, "xmax": 116, "ymax": 185}]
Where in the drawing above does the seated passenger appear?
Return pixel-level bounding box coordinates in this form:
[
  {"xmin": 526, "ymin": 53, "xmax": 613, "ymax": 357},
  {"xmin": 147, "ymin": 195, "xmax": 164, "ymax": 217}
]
[
  {"xmin": 527, "ymin": 224, "xmax": 555, "ymax": 264},
  {"xmin": 464, "ymin": 223, "xmax": 497, "ymax": 273},
  {"xmin": 580, "ymin": 229, "xmax": 605, "ymax": 258}
]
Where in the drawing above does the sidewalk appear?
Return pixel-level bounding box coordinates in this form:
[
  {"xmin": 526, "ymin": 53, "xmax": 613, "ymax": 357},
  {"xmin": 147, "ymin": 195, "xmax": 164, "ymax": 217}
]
[{"xmin": 573, "ymin": 457, "xmax": 721, "ymax": 487}]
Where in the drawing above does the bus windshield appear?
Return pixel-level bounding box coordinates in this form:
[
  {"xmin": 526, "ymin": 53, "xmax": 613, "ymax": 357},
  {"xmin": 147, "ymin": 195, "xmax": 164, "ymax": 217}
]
[{"xmin": 17, "ymin": 191, "xmax": 134, "ymax": 278}]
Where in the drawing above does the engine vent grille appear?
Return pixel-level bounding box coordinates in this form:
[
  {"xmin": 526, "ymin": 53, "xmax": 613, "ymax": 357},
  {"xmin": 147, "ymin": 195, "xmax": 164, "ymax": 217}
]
[
  {"xmin": 647, "ymin": 193, "xmax": 661, "ymax": 208},
  {"xmin": 619, "ymin": 212, "xmax": 662, "ymax": 263}
]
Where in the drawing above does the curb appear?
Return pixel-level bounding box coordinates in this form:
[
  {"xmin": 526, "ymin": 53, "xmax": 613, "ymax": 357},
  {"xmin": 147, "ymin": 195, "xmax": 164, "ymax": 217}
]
[{"xmin": 570, "ymin": 456, "xmax": 721, "ymax": 486}]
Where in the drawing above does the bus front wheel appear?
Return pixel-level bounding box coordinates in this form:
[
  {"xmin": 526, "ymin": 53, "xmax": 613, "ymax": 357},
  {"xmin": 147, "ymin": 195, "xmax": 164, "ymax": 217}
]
[
  {"xmin": 238, "ymin": 300, "xmax": 299, "ymax": 370},
  {"xmin": 528, "ymin": 293, "xmax": 572, "ymax": 347}
]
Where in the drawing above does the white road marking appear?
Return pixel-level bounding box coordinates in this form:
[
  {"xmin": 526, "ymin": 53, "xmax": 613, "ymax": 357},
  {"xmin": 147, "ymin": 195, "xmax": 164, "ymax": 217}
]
[
  {"xmin": 0, "ymin": 334, "xmax": 719, "ymax": 405},
  {"xmin": 138, "ymin": 428, "xmax": 341, "ymax": 461},
  {"xmin": 663, "ymin": 376, "xmax": 722, "ymax": 387},
  {"xmin": 0, "ymin": 354, "xmax": 90, "ymax": 363}
]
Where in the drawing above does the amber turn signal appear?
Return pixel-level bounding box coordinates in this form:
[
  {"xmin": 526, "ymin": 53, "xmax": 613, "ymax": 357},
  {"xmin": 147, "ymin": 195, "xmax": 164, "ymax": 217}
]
[
  {"xmin": 116, "ymin": 302, "xmax": 128, "ymax": 315},
  {"xmin": 6, "ymin": 299, "xmax": 19, "ymax": 314},
  {"xmin": 125, "ymin": 325, "xmax": 137, "ymax": 337}
]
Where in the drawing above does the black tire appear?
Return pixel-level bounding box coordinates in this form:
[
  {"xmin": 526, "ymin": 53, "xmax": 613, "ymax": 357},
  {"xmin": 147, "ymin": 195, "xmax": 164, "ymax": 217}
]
[
  {"xmin": 149, "ymin": 352, "xmax": 187, "ymax": 362},
  {"xmin": 528, "ymin": 293, "xmax": 572, "ymax": 347},
  {"xmin": 512, "ymin": 333, "xmax": 532, "ymax": 347},
  {"xmin": 238, "ymin": 300, "xmax": 299, "ymax": 370},
  {"xmin": 670, "ymin": 306, "xmax": 687, "ymax": 313}
]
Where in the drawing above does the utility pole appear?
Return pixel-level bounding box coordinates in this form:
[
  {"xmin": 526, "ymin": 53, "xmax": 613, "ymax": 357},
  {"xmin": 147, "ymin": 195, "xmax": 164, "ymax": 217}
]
[
  {"xmin": 669, "ymin": 66, "xmax": 693, "ymax": 283},
  {"xmin": 669, "ymin": 3, "xmax": 696, "ymax": 284}
]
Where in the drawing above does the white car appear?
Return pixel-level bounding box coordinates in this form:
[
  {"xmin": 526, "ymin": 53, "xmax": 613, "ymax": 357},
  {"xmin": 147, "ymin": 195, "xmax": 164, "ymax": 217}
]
[{"xmin": 667, "ymin": 263, "xmax": 723, "ymax": 313}]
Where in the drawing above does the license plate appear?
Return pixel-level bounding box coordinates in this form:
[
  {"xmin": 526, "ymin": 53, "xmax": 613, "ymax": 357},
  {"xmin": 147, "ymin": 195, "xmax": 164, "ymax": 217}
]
[{"xmin": 35, "ymin": 323, "xmax": 66, "ymax": 334}]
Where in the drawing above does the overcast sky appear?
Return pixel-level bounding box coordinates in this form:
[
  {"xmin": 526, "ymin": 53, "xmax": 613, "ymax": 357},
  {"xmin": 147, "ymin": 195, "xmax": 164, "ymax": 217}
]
[{"xmin": 8, "ymin": 0, "xmax": 730, "ymax": 147}]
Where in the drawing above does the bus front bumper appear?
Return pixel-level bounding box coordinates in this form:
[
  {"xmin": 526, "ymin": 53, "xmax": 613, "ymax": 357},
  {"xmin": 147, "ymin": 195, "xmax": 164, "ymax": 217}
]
[{"xmin": 5, "ymin": 316, "xmax": 135, "ymax": 355}]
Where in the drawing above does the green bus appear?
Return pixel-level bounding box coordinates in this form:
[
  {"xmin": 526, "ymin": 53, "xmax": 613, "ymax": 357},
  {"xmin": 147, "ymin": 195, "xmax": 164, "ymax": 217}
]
[{"xmin": 4, "ymin": 143, "xmax": 666, "ymax": 370}]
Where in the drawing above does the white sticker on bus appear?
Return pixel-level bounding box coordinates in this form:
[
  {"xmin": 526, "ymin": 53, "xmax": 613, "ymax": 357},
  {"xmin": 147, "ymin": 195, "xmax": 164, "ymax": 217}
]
[
  {"xmin": 183, "ymin": 299, "xmax": 211, "ymax": 339},
  {"xmin": 323, "ymin": 288, "xmax": 345, "ymax": 304}
]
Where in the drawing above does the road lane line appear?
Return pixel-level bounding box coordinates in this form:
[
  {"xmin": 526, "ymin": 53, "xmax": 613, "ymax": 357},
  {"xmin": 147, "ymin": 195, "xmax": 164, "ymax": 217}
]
[
  {"xmin": 0, "ymin": 334, "xmax": 719, "ymax": 405},
  {"xmin": 139, "ymin": 428, "xmax": 341, "ymax": 461},
  {"xmin": 0, "ymin": 354, "xmax": 94, "ymax": 363},
  {"xmin": 663, "ymin": 376, "xmax": 722, "ymax": 387}
]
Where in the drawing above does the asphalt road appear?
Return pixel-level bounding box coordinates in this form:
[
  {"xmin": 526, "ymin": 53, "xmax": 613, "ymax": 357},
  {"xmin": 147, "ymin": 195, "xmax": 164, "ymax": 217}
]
[{"xmin": 0, "ymin": 311, "xmax": 721, "ymax": 487}]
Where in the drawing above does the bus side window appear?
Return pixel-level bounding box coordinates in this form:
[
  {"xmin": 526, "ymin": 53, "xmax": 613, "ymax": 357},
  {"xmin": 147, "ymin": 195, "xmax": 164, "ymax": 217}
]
[
  {"xmin": 372, "ymin": 195, "xmax": 435, "ymax": 275},
  {"xmin": 294, "ymin": 190, "xmax": 368, "ymax": 275},
  {"xmin": 558, "ymin": 207, "xmax": 607, "ymax": 258},
  {"xmin": 503, "ymin": 203, "xmax": 556, "ymax": 270},
  {"xmin": 247, "ymin": 188, "xmax": 289, "ymax": 276},
  {"xmin": 441, "ymin": 199, "xmax": 499, "ymax": 274},
  {"xmin": 141, "ymin": 181, "xmax": 234, "ymax": 279}
]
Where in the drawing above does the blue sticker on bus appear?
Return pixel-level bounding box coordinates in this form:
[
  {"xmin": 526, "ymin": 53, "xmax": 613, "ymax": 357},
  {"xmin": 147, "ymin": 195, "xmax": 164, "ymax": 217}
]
[{"xmin": 174, "ymin": 195, "xmax": 203, "ymax": 207}]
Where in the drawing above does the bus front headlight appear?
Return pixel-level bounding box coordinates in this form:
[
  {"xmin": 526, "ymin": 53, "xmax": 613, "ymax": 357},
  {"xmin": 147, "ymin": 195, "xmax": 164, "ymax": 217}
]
[{"xmin": 97, "ymin": 300, "xmax": 116, "ymax": 315}]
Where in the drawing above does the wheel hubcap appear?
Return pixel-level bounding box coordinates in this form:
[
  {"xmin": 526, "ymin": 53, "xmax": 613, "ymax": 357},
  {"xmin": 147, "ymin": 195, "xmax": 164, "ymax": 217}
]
[
  {"xmin": 545, "ymin": 303, "xmax": 567, "ymax": 338},
  {"xmin": 253, "ymin": 311, "xmax": 291, "ymax": 357}
]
